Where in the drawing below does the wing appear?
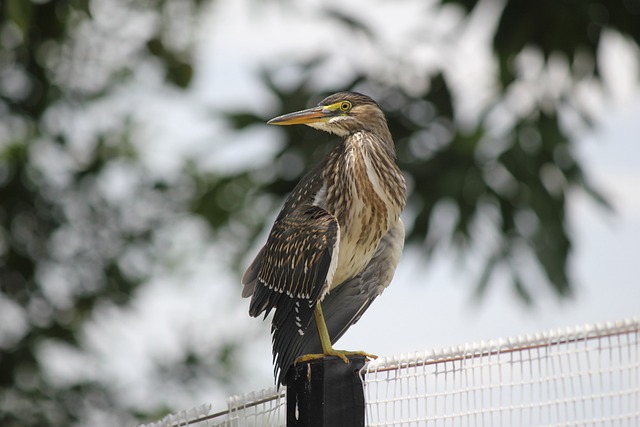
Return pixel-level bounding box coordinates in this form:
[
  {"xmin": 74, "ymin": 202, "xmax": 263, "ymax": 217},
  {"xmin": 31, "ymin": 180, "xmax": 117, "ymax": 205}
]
[
  {"xmin": 282, "ymin": 219, "xmax": 405, "ymax": 381},
  {"xmin": 242, "ymin": 157, "xmax": 330, "ymax": 300},
  {"xmin": 242, "ymin": 205, "xmax": 340, "ymax": 383}
]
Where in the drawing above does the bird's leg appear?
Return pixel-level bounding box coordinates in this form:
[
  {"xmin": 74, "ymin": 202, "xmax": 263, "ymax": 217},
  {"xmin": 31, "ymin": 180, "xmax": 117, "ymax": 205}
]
[
  {"xmin": 314, "ymin": 301, "xmax": 337, "ymax": 355},
  {"xmin": 294, "ymin": 304, "xmax": 378, "ymax": 365}
]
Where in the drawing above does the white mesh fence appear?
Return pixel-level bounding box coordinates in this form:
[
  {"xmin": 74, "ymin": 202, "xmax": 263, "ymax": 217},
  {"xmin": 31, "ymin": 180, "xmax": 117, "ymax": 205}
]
[
  {"xmin": 140, "ymin": 317, "xmax": 639, "ymax": 427},
  {"xmin": 139, "ymin": 388, "xmax": 286, "ymax": 427},
  {"xmin": 363, "ymin": 318, "xmax": 639, "ymax": 426}
]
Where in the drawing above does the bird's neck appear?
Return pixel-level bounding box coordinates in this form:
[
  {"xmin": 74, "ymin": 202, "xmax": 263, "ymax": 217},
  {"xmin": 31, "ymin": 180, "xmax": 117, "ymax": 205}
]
[
  {"xmin": 323, "ymin": 130, "xmax": 406, "ymax": 228},
  {"xmin": 359, "ymin": 122, "xmax": 395, "ymax": 158}
]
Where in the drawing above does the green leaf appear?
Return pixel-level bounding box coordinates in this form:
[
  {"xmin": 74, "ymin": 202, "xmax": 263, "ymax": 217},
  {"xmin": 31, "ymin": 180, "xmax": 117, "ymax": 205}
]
[
  {"xmin": 146, "ymin": 37, "xmax": 193, "ymax": 88},
  {"xmin": 224, "ymin": 112, "xmax": 266, "ymax": 129},
  {"xmin": 6, "ymin": 0, "xmax": 32, "ymax": 34}
]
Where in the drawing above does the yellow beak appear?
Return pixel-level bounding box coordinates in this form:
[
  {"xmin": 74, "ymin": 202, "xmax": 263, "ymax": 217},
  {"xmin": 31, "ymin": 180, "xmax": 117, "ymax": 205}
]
[{"xmin": 267, "ymin": 106, "xmax": 332, "ymax": 126}]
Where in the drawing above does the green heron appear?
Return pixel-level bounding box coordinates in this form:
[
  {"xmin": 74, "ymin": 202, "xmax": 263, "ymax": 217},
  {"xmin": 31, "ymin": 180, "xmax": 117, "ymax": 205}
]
[{"xmin": 242, "ymin": 92, "xmax": 406, "ymax": 385}]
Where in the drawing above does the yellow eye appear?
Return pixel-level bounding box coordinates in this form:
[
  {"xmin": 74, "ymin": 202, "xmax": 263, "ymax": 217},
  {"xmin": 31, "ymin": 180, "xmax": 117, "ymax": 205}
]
[{"xmin": 339, "ymin": 101, "xmax": 352, "ymax": 111}]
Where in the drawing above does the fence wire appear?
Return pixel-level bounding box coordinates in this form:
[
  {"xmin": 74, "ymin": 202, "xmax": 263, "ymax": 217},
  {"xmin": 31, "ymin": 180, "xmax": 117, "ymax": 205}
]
[{"xmin": 140, "ymin": 317, "xmax": 639, "ymax": 427}]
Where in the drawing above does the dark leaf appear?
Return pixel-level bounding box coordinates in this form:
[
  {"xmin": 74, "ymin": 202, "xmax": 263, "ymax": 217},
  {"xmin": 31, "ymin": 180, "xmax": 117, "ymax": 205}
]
[{"xmin": 224, "ymin": 112, "xmax": 267, "ymax": 129}]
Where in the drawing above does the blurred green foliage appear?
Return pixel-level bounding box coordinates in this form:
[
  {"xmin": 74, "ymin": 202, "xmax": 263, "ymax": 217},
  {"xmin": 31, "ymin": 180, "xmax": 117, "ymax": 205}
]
[
  {"xmin": 1, "ymin": 0, "xmax": 638, "ymax": 425},
  {"xmin": 0, "ymin": 0, "xmax": 217, "ymax": 425}
]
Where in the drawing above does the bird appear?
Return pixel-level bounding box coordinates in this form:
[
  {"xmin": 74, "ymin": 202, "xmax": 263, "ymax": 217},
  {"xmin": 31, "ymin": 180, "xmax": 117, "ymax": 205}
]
[{"xmin": 242, "ymin": 92, "xmax": 407, "ymax": 385}]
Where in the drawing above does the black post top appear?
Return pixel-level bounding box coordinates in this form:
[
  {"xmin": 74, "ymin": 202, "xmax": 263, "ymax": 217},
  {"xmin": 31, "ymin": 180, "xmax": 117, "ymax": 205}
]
[{"xmin": 286, "ymin": 356, "xmax": 367, "ymax": 427}]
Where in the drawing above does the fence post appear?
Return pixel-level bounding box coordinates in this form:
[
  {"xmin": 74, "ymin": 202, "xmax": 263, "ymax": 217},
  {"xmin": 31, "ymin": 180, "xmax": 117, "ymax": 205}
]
[{"xmin": 286, "ymin": 355, "xmax": 366, "ymax": 427}]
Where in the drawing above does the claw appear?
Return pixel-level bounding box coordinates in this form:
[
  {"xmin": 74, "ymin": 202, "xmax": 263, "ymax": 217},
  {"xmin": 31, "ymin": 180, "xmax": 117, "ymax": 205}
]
[
  {"xmin": 294, "ymin": 305, "xmax": 378, "ymax": 367},
  {"xmin": 294, "ymin": 349, "xmax": 377, "ymax": 365}
]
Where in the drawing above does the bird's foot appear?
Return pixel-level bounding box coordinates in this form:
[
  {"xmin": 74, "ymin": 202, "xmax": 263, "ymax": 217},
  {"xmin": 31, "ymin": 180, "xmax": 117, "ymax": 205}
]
[{"xmin": 295, "ymin": 350, "xmax": 378, "ymax": 365}]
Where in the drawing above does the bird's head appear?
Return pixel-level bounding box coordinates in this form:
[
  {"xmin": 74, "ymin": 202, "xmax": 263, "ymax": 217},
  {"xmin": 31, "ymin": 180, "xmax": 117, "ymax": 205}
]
[{"xmin": 268, "ymin": 92, "xmax": 389, "ymax": 138}]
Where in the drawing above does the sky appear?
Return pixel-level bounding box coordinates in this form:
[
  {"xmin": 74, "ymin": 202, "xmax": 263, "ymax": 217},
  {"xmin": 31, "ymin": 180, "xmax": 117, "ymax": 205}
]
[{"xmin": 46, "ymin": 0, "xmax": 640, "ymax": 416}]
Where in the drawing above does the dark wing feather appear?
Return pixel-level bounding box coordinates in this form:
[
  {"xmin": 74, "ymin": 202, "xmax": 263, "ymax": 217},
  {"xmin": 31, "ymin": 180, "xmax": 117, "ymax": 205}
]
[
  {"xmin": 241, "ymin": 245, "xmax": 265, "ymax": 298},
  {"xmin": 243, "ymin": 205, "xmax": 339, "ymax": 383}
]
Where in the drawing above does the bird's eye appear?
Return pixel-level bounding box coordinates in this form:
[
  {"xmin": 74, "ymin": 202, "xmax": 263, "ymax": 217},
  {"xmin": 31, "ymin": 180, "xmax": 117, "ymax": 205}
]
[{"xmin": 339, "ymin": 101, "xmax": 352, "ymax": 111}]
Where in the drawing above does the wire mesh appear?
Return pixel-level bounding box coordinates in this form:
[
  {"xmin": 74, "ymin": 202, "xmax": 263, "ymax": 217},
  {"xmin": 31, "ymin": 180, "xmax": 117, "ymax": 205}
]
[
  {"xmin": 139, "ymin": 388, "xmax": 286, "ymax": 427},
  {"xmin": 139, "ymin": 317, "xmax": 639, "ymax": 427},
  {"xmin": 362, "ymin": 318, "xmax": 639, "ymax": 426}
]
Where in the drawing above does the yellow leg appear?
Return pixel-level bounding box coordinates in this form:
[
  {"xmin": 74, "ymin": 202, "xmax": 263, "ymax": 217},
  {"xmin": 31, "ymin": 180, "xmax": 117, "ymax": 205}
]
[
  {"xmin": 294, "ymin": 304, "xmax": 378, "ymax": 365},
  {"xmin": 315, "ymin": 301, "xmax": 336, "ymax": 354}
]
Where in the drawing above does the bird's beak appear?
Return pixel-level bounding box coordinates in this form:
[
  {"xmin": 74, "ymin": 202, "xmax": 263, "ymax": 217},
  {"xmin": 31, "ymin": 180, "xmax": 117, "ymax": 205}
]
[{"xmin": 267, "ymin": 106, "xmax": 331, "ymax": 126}]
